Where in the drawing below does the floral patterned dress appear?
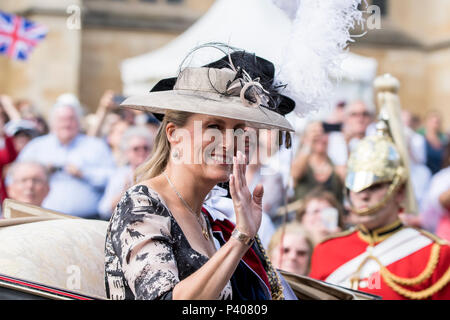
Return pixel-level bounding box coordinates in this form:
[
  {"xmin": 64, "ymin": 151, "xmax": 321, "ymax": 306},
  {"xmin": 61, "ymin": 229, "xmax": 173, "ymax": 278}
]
[{"xmin": 104, "ymin": 184, "xmax": 233, "ymax": 300}]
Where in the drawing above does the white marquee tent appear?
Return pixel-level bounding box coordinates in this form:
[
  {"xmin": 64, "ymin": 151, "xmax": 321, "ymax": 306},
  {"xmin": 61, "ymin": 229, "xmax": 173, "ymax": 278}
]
[{"xmin": 120, "ymin": 0, "xmax": 378, "ymax": 122}]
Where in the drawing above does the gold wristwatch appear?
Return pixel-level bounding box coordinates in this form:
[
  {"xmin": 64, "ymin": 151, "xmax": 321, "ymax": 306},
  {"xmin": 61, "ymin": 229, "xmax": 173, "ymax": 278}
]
[{"xmin": 231, "ymin": 228, "xmax": 255, "ymax": 246}]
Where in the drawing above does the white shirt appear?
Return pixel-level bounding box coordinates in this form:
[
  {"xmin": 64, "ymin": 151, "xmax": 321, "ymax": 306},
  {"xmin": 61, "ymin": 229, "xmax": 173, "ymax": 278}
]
[{"xmin": 18, "ymin": 134, "xmax": 115, "ymax": 217}]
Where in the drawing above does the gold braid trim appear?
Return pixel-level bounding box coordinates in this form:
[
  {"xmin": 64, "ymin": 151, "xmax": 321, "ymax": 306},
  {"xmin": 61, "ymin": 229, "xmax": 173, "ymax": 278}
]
[
  {"xmin": 381, "ymin": 266, "xmax": 450, "ymax": 300},
  {"xmin": 254, "ymin": 235, "xmax": 285, "ymax": 300},
  {"xmin": 379, "ymin": 243, "xmax": 440, "ymax": 286},
  {"xmin": 364, "ymin": 243, "xmax": 449, "ymax": 299}
]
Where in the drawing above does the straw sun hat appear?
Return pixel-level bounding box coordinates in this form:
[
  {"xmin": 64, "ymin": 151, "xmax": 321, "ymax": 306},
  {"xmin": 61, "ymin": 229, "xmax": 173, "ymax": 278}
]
[{"xmin": 120, "ymin": 46, "xmax": 296, "ymax": 133}]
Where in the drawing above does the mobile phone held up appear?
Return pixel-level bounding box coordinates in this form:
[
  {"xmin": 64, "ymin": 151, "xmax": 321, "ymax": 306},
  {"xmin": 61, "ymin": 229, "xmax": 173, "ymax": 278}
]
[{"xmin": 320, "ymin": 207, "xmax": 339, "ymax": 231}]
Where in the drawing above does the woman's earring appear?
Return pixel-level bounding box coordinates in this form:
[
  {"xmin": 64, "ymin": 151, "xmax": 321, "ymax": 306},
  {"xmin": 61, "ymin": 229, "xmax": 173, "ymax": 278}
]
[{"xmin": 172, "ymin": 148, "xmax": 180, "ymax": 160}]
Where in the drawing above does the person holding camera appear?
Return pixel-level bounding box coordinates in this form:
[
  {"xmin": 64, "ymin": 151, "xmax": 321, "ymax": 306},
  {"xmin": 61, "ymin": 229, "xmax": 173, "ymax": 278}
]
[
  {"xmin": 290, "ymin": 121, "xmax": 344, "ymax": 204},
  {"xmin": 296, "ymin": 188, "xmax": 346, "ymax": 246}
]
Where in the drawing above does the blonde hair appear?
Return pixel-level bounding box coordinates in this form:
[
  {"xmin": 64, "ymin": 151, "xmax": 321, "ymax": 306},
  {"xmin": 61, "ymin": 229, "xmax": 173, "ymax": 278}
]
[
  {"xmin": 133, "ymin": 110, "xmax": 192, "ymax": 183},
  {"xmin": 268, "ymin": 222, "xmax": 314, "ymax": 260}
]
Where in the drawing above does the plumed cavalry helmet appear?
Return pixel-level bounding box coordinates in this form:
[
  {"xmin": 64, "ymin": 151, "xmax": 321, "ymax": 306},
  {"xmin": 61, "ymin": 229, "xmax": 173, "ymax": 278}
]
[
  {"xmin": 345, "ymin": 74, "xmax": 415, "ymax": 216},
  {"xmin": 345, "ymin": 119, "xmax": 408, "ymax": 216}
]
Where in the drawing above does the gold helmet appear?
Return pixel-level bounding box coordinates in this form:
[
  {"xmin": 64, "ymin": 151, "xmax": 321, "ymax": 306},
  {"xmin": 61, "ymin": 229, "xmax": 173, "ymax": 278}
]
[
  {"xmin": 345, "ymin": 74, "xmax": 416, "ymax": 216},
  {"xmin": 345, "ymin": 119, "xmax": 408, "ymax": 216}
]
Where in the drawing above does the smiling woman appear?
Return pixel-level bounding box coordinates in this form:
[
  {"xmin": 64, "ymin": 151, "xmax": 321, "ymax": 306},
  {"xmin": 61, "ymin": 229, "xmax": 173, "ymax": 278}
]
[{"xmin": 104, "ymin": 44, "xmax": 297, "ymax": 300}]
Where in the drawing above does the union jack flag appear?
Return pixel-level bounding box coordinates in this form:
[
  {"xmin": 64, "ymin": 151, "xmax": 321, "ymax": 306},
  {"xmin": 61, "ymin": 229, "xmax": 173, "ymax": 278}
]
[{"xmin": 0, "ymin": 11, "xmax": 47, "ymax": 61}]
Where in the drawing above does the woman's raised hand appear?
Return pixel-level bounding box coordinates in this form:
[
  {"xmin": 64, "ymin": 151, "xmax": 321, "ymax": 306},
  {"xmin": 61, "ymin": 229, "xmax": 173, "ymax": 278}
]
[{"xmin": 229, "ymin": 151, "xmax": 263, "ymax": 239}]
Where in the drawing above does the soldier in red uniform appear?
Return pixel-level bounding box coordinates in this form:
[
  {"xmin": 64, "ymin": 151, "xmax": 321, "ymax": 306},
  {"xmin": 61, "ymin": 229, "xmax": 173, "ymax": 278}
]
[{"xmin": 309, "ymin": 89, "xmax": 450, "ymax": 299}]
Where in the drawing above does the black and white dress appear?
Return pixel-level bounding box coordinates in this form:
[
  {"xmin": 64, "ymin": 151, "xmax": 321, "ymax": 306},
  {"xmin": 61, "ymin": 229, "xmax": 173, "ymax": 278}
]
[{"xmin": 104, "ymin": 184, "xmax": 233, "ymax": 300}]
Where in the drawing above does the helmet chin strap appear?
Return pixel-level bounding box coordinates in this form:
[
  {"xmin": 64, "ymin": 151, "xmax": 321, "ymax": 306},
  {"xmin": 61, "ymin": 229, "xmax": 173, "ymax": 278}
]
[{"xmin": 347, "ymin": 174, "xmax": 405, "ymax": 217}]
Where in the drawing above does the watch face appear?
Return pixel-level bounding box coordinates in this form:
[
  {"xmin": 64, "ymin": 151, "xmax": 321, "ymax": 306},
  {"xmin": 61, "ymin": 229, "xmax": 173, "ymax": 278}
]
[{"xmin": 232, "ymin": 229, "xmax": 253, "ymax": 245}]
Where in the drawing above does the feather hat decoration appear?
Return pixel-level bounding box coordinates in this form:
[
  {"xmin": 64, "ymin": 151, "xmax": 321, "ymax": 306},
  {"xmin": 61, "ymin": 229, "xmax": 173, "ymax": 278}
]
[{"xmin": 272, "ymin": 0, "xmax": 365, "ymax": 116}]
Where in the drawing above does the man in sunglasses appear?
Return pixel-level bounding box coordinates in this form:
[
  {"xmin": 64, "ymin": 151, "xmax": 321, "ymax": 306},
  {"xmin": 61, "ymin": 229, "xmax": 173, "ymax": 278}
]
[{"xmin": 327, "ymin": 101, "xmax": 373, "ymax": 181}]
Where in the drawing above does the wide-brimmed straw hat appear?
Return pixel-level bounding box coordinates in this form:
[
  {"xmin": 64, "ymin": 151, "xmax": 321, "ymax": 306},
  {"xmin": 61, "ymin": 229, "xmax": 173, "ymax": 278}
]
[{"xmin": 120, "ymin": 49, "xmax": 295, "ymax": 132}]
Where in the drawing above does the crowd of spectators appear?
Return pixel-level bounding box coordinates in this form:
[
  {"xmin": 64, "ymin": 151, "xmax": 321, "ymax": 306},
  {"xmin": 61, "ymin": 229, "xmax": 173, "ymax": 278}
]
[
  {"xmin": 0, "ymin": 93, "xmax": 449, "ymax": 277},
  {"xmin": 0, "ymin": 91, "xmax": 157, "ymax": 220},
  {"xmin": 251, "ymin": 100, "xmax": 450, "ymax": 276}
]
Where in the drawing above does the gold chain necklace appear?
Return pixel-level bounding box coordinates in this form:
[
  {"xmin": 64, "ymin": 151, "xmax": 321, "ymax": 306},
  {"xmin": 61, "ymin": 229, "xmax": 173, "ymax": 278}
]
[{"xmin": 163, "ymin": 171, "xmax": 210, "ymax": 240}]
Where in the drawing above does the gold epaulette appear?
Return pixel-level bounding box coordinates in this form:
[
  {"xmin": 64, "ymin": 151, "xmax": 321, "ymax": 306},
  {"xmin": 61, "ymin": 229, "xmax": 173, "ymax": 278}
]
[
  {"xmin": 377, "ymin": 228, "xmax": 450, "ymax": 299},
  {"xmin": 414, "ymin": 227, "xmax": 449, "ymax": 246},
  {"xmin": 319, "ymin": 227, "xmax": 356, "ymax": 244}
]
